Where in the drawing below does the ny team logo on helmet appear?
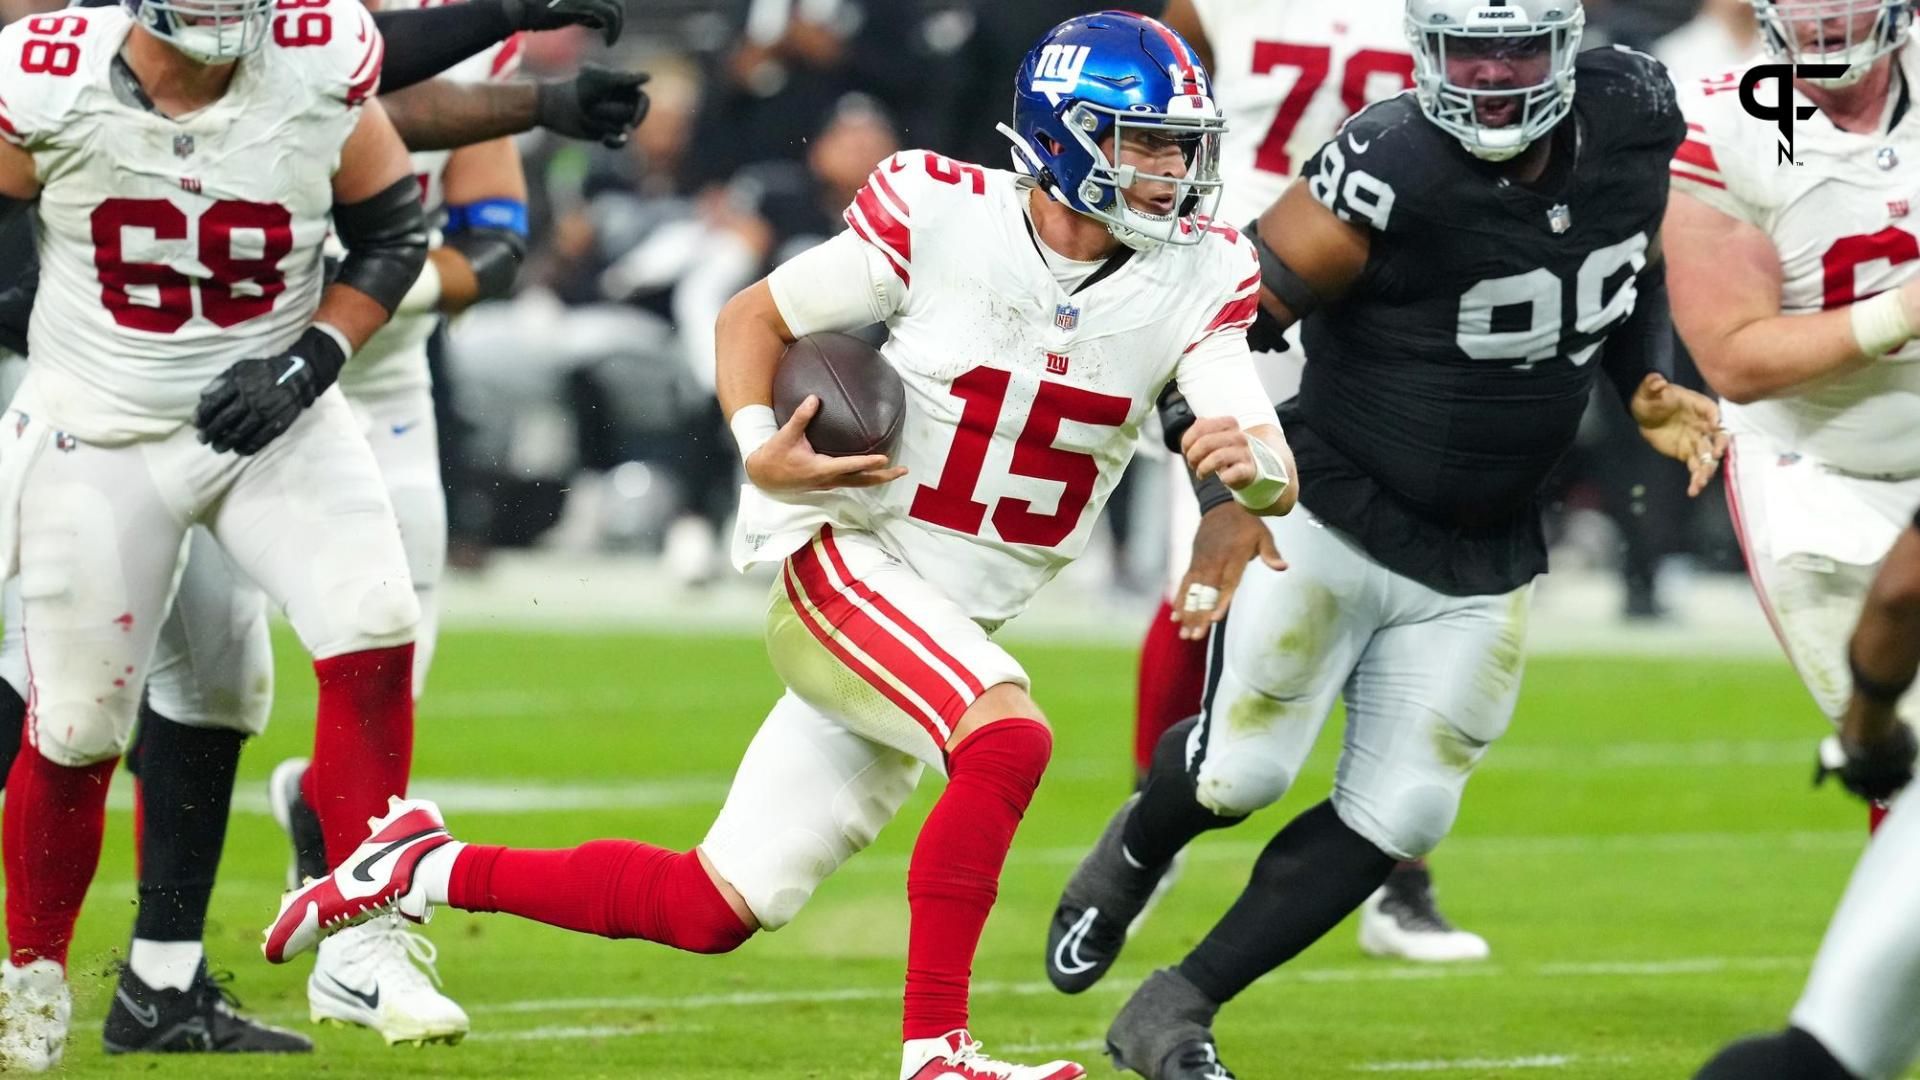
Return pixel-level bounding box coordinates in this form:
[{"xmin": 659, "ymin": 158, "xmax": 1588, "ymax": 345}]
[
  {"xmin": 1405, "ymin": 0, "xmax": 1585, "ymax": 161},
  {"xmin": 1001, "ymin": 11, "xmax": 1227, "ymax": 250},
  {"xmin": 1747, "ymin": 0, "xmax": 1912, "ymax": 89},
  {"xmin": 123, "ymin": 0, "xmax": 275, "ymax": 63}
]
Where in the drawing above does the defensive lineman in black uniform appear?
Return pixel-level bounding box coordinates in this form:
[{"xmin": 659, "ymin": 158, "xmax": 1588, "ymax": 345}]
[{"xmin": 1044, "ymin": 0, "xmax": 1726, "ymax": 1076}]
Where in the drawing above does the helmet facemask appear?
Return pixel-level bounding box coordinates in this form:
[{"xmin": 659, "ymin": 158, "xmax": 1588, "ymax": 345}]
[
  {"xmin": 1407, "ymin": 3, "xmax": 1583, "ymax": 161},
  {"xmin": 1057, "ymin": 98, "xmax": 1225, "ymax": 250},
  {"xmin": 1750, "ymin": 0, "xmax": 1912, "ymax": 88},
  {"xmin": 129, "ymin": 0, "xmax": 274, "ymax": 64}
]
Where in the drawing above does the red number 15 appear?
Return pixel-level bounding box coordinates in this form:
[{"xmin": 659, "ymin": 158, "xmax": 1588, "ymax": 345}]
[{"xmin": 910, "ymin": 366, "xmax": 1131, "ymax": 549}]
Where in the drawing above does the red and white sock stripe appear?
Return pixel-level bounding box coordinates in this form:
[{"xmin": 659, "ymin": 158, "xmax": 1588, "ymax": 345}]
[{"xmin": 783, "ymin": 528, "xmax": 983, "ymax": 748}]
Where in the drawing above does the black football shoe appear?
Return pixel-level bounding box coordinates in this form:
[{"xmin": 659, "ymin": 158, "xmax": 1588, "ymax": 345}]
[
  {"xmin": 1105, "ymin": 968, "xmax": 1234, "ymax": 1080},
  {"xmin": 1046, "ymin": 795, "xmax": 1173, "ymax": 993},
  {"xmin": 103, "ymin": 962, "xmax": 312, "ymax": 1054}
]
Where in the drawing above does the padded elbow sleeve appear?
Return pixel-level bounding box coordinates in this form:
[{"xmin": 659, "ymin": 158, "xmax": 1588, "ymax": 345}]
[{"xmin": 333, "ymin": 176, "xmax": 430, "ymax": 314}]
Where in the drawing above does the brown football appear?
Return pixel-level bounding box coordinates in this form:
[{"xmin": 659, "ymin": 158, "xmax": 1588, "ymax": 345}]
[{"xmin": 772, "ymin": 332, "xmax": 906, "ymax": 458}]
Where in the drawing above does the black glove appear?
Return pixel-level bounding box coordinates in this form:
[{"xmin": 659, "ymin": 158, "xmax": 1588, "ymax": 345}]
[
  {"xmin": 500, "ymin": 0, "xmax": 623, "ymax": 45},
  {"xmin": 194, "ymin": 327, "xmax": 348, "ymax": 456},
  {"xmin": 1246, "ymin": 301, "xmax": 1293, "ymax": 355},
  {"xmin": 1816, "ymin": 725, "xmax": 1919, "ymax": 803},
  {"xmin": 536, "ymin": 66, "xmax": 650, "ymax": 148}
]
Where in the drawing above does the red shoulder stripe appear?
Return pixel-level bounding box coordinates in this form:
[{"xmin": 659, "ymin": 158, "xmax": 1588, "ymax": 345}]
[
  {"xmin": 490, "ymin": 33, "xmax": 525, "ymax": 79},
  {"xmin": 844, "ymin": 212, "xmax": 911, "ymax": 287},
  {"xmin": 346, "ymin": 33, "xmax": 384, "ymax": 105},
  {"xmin": 870, "ymin": 167, "xmax": 910, "ymax": 219},
  {"xmin": 853, "ymin": 182, "xmax": 911, "ymax": 264},
  {"xmin": 1669, "ymin": 166, "xmax": 1727, "ymax": 191},
  {"xmin": 1674, "ymin": 138, "xmax": 1718, "ymax": 173}
]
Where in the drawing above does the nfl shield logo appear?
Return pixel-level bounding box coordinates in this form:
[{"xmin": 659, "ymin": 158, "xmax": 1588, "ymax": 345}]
[
  {"xmin": 173, "ymin": 134, "xmax": 195, "ymax": 159},
  {"xmin": 1547, "ymin": 204, "xmax": 1571, "ymax": 234},
  {"xmin": 1053, "ymin": 303, "xmax": 1079, "ymax": 331}
]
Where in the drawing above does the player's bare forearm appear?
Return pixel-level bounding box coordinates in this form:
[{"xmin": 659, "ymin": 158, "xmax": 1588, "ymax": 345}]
[
  {"xmin": 381, "ymin": 80, "xmax": 537, "ymax": 152},
  {"xmin": 1254, "ymin": 180, "xmax": 1368, "ymax": 324},
  {"xmin": 315, "ymin": 285, "xmax": 396, "ymax": 351},
  {"xmin": 1842, "ymin": 525, "xmax": 1920, "ymax": 743},
  {"xmin": 715, "ymin": 280, "xmax": 797, "ymax": 420},
  {"xmin": 0, "ymin": 139, "xmax": 40, "ymax": 202},
  {"xmin": 1667, "ymin": 192, "xmax": 1874, "ymax": 403}
]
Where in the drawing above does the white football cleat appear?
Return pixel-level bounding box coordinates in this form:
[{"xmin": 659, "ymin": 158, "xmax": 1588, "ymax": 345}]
[
  {"xmin": 901, "ymin": 1029, "xmax": 1086, "ymax": 1080},
  {"xmin": 308, "ymin": 915, "xmax": 469, "ymax": 1046},
  {"xmin": 262, "ymin": 796, "xmax": 450, "ymax": 964},
  {"xmin": 1357, "ymin": 872, "xmax": 1491, "ymax": 963},
  {"xmin": 0, "ymin": 959, "xmax": 71, "ymax": 1072}
]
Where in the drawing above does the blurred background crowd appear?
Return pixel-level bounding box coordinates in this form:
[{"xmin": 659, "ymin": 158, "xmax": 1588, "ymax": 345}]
[{"xmin": 0, "ymin": 0, "xmax": 1768, "ymax": 618}]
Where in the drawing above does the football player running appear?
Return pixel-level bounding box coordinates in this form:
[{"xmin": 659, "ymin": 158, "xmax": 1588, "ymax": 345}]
[
  {"xmin": 1694, "ymin": 506, "xmax": 1920, "ymax": 1079},
  {"xmin": 263, "ymin": 11, "xmax": 1296, "ymax": 1079},
  {"xmin": 0, "ymin": 0, "xmax": 643, "ymax": 1060},
  {"xmin": 1046, "ymin": 0, "xmax": 1725, "ymax": 1075},
  {"xmin": 1665, "ymin": 0, "xmax": 1920, "ymax": 828},
  {"xmin": 0, "ymin": 0, "xmax": 429, "ymax": 1068},
  {"xmin": 1140, "ymin": 0, "xmax": 1489, "ymax": 966}
]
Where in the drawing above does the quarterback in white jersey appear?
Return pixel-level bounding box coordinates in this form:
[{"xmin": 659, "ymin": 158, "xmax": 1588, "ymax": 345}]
[
  {"xmin": 1667, "ymin": 0, "xmax": 1920, "ymax": 737},
  {"xmin": 0, "ymin": 0, "xmax": 428, "ymax": 1068},
  {"xmin": 260, "ymin": 12, "xmax": 1290, "ymax": 1080}
]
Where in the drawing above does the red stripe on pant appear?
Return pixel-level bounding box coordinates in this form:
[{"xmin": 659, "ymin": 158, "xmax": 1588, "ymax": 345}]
[
  {"xmin": 818, "ymin": 526, "xmax": 984, "ymax": 696},
  {"xmin": 782, "ymin": 561, "xmax": 942, "ymax": 741},
  {"xmin": 788, "ymin": 540, "xmax": 971, "ymax": 743}
]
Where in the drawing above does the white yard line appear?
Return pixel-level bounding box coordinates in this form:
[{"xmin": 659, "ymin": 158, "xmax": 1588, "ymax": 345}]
[
  {"xmin": 466, "ymin": 1021, "xmax": 702, "ymax": 1043},
  {"xmin": 1355, "ymin": 1054, "xmax": 1585, "ymax": 1072}
]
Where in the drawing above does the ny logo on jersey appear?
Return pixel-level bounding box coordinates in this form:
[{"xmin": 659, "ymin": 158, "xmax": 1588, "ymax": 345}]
[
  {"xmin": 1045, "ymin": 352, "xmax": 1071, "ymax": 375},
  {"xmin": 1053, "ymin": 303, "xmax": 1079, "ymax": 331},
  {"xmin": 1739, "ymin": 64, "xmax": 1848, "ymax": 165},
  {"xmin": 180, "ymin": 177, "xmax": 203, "ymax": 194},
  {"xmin": 1031, "ymin": 44, "xmax": 1091, "ymax": 105}
]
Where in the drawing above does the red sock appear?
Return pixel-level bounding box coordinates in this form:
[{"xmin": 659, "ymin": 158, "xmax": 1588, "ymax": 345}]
[
  {"xmin": 307, "ymin": 644, "xmax": 415, "ymax": 866},
  {"xmin": 4, "ymin": 749, "xmax": 116, "ymax": 968},
  {"xmin": 1871, "ymin": 803, "xmax": 1890, "ymax": 833},
  {"xmin": 448, "ymin": 840, "xmax": 751, "ymax": 954},
  {"xmin": 904, "ymin": 718, "xmax": 1053, "ymax": 1041},
  {"xmin": 1134, "ymin": 600, "xmax": 1210, "ymax": 777}
]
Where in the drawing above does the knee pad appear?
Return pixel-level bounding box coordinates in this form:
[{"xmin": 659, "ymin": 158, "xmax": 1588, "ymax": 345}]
[
  {"xmin": 1335, "ymin": 783, "xmax": 1458, "ymax": 862},
  {"xmin": 1195, "ymin": 750, "xmax": 1293, "ymax": 819},
  {"xmin": 340, "ymin": 575, "xmax": 420, "ymax": 653},
  {"xmin": 33, "ymin": 697, "xmax": 134, "ymax": 766}
]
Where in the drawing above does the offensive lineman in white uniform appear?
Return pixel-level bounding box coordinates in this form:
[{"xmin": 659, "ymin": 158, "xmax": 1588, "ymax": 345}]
[
  {"xmin": 0, "ymin": 0, "xmax": 429, "ymax": 1067},
  {"xmin": 259, "ymin": 12, "xmax": 1296, "ymax": 1079},
  {"xmin": 1144, "ymin": 0, "xmax": 1486, "ymax": 962},
  {"xmin": 1666, "ymin": 0, "xmax": 1920, "ymax": 824}
]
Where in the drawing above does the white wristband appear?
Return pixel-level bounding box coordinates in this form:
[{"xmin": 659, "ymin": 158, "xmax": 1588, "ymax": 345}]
[
  {"xmin": 1231, "ymin": 434, "xmax": 1291, "ymax": 510},
  {"xmin": 730, "ymin": 404, "xmax": 779, "ymax": 461},
  {"xmin": 395, "ymin": 257, "xmax": 443, "ymax": 317},
  {"xmin": 1851, "ymin": 289, "xmax": 1914, "ymax": 357}
]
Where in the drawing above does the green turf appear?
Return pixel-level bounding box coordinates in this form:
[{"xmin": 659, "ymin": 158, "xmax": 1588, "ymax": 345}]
[{"xmin": 45, "ymin": 628, "xmax": 1887, "ymax": 1077}]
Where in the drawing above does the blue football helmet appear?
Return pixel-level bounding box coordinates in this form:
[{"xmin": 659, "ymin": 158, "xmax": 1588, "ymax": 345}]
[
  {"xmin": 124, "ymin": 0, "xmax": 274, "ymax": 64},
  {"xmin": 1001, "ymin": 11, "xmax": 1227, "ymax": 250}
]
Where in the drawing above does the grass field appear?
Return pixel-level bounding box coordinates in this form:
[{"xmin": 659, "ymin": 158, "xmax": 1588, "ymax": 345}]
[{"xmin": 44, "ymin": 627, "xmax": 1887, "ymax": 1078}]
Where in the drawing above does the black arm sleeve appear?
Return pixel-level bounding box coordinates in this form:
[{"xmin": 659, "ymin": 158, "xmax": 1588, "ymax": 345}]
[
  {"xmin": 445, "ymin": 228, "xmax": 527, "ymax": 301},
  {"xmin": 0, "ymin": 208, "xmax": 35, "ymax": 356},
  {"xmin": 1600, "ymin": 260, "xmax": 1674, "ymax": 406},
  {"xmin": 333, "ymin": 177, "xmax": 429, "ymax": 314},
  {"xmin": 372, "ymin": 0, "xmax": 515, "ymax": 94}
]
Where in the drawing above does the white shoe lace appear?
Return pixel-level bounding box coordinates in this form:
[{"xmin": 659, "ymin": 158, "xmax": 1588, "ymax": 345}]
[
  {"xmin": 946, "ymin": 1035, "xmax": 1020, "ymax": 1079},
  {"xmin": 350, "ymin": 914, "xmax": 446, "ymax": 992}
]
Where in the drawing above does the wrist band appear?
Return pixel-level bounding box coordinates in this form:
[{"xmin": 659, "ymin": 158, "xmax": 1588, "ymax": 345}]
[
  {"xmin": 1851, "ymin": 290, "xmax": 1913, "ymax": 357},
  {"xmin": 1230, "ymin": 434, "xmax": 1291, "ymax": 511},
  {"xmin": 730, "ymin": 404, "xmax": 778, "ymax": 461}
]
